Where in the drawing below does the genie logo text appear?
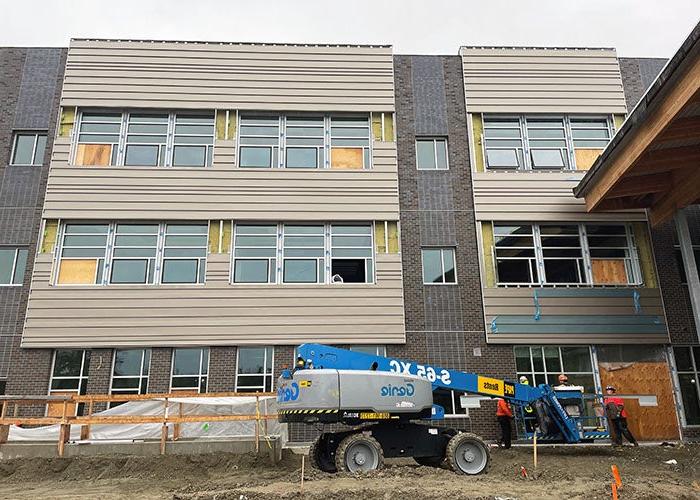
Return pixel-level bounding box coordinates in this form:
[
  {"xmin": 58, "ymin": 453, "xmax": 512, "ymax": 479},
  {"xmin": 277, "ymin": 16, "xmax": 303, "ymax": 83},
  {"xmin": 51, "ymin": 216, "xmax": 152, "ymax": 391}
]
[
  {"xmin": 380, "ymin": 383, "xmax": 415, "ymax": 397},
  {"xmin": 277, "ymin": 382, "xmax": 299, "ymax": 402}
]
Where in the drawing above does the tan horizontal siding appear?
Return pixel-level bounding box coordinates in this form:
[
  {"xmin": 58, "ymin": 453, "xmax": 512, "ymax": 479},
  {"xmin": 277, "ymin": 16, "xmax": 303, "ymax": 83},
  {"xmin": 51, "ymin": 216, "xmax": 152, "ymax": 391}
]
[
  {"xmin": 44, "ymin": 139, "xmax": 399, "ymax": 221},
  {"xmin": 22, "ymin": 254, "xmax": 406, "ymax": 348},
  {"xmin": 459, "ymin": 47, "xmax": 627, "ymax": 113},
  {"xmin": 62, "ymin": 40, "xmax": 395, "ymax": 111},
  {"xmin": 472, "ymin": 171, "xmax": 646, "ymax": 222}
]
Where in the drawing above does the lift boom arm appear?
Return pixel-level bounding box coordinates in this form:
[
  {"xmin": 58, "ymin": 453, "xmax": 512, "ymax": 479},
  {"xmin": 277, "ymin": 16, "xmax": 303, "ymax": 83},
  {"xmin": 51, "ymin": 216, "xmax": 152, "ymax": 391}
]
[{"xmin": 295, "ymin": 343, "xmax": 582, "ymax": 443}]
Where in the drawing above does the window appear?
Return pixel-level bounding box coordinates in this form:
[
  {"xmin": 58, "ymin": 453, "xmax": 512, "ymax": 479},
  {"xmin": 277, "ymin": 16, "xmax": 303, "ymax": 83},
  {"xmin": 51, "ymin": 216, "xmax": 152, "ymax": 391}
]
[
  {"xmin": 416, "ymin": 138, "xmax": 448, "ymax": 170},
  {"xmin": 56, "ymin": 222, "xmax": 207, "ymax": 286},
  {"xmin": 494, "ymin": 225, "xmax": 537, "ymax": 285},
  {"xmin": 433, "ymin": 389, "xmax": 468, "ymax": 417},
  {"xmin": 515, "ymin": 345, "xmax": 595, "ymax": 392},
  {"xmin": 111, "ymin": 349, "xmax": 150, "ymax": 397},
  {"xmin": 283, "ymin": 225, "xmax": 325, "ymax": 284},
  {"xmin": 0, "ymin": 248, "xmax": 28, "ymax": 285},
  {"xmin": 349, "ymin": 345, "xmax": 387, "ymax": 357},
  {"xmin": 10, "ymin": 132, "xmax": 47, "ymax": 166},
  {"xmin": 674, "ymin": 346, "xmax": 700, "ymax": 425},
  {"xmin": 162, "ymin": 224, "xmax": 208, "ymax": 284},
  {"xmin": 483, "ymin": 117, "xmax": 525, "ymax": 169},
  {"xmin": 110, "ymin": 224, "xmax": 159, "ymax": 284},
  {"xmin": 236, "ymin": 347, "xmax": 273, "ymax": 392},
  {"xmin": 539, "ymin": 225, "xmax": 585, "ymax": 284},
  {"xmin": 492, "ymin": 222, "xmax": 641, "ymax": 286},
  {"xmin": 50, "ymin": 349, "xmax": 90, "ymax": 395},
  {"xmin": 57, "ymin": 224, "xmax": 109, "ymax": 285},
  {"xmin": 331, "ymin": 225, "xmax": 373, "ymax": 283},
  {"xmin": 233, "ymin": 225, "xmax": 277, "ymax": 283},
  {"xmin": 526, "ymin": 117, "xmax": 569, "ymax": 169},
  {"xmin": 238, "ymin": 114, "xmax": 371, "ymax": 169},
  {"xmin": 232, "ymin": 222, "xmax": 374, "ymax": 285},
  {"xmin": 482, "ymin": 115, "xmax": 613, "ymax": 171},
  {"xmin": 75, "ymin": 110, "xmax": 214, "ymax": 167},
  {"xmin": 422, "ymin": 248, "xmax": 456, "ymax": 284},
  {"xmin": 171, "ymin": 348, "xmax": 209, "ymax": 392}
]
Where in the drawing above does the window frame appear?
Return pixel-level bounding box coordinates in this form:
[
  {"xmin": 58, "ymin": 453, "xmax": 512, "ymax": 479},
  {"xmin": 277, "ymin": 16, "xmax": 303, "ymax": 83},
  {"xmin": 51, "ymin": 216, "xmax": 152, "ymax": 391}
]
[
  {"xmin": 482, "ymin": 114, "xmax": 614, "ymax": 171},
  {"xmin": 672, "ymin": 346, "xmax": 700, "ymax": 427},
  {"xmin": 110, "ymin": 348, "xmax": 151, "ymax": 397},
  {"xmin": 415, "ymin": 137, "xmax": 449, "ymax": 170},
  {"xmin": 237, "ymin": 113, "xmax": 373, "ymax": 170},
  {"xmin": 235, "ymin": 346, "xmax": 274, "ymax": 393},
  {"xmin": 73, "ymin": 110, "xmax": 215, "ymax": 168},
  {"xmin": 673, "ymin": 245, "xmax": 700, "ymax": 285},
  {"xmin": 0, "ymin": 247, "xmax": 28, "ymax": 286},
  {"xmin": 10, "ymin": 131, "xmax": 48, "ymax": 166},
  {"xmin": 55, "ymin": 221, "xmax": 208, "ymax": 286},
  {"xmin": 170, "ymin": 347, "xmax": 210, "ymax": 393},
  {"xmin": 231, "ymin": 222, "xmax": 375, "ymax": 285},
  {"xmin": 421, "ymin": 247, "xmax": 457, "ymax": 285},
  {"xmin": 492, "ymin": 222, "xmax": 642, "ymax": 287},
  {"xmin": 348, "ymin": 345, "xmax": 387, "ymax": 357}
]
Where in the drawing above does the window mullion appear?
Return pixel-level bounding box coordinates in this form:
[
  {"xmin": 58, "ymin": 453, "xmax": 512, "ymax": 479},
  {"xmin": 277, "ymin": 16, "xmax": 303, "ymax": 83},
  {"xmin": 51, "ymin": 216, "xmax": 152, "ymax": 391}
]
[
  {"xmin": 579, "ymin": 224, "xmax": 593, "ymax": 284},
  {"xmin": 155, "ymin": 222, "xmax": 165, "ymax": 284},
  {"xmin": 276, "ymin": 223, "xmax": 283, "ymax": 284},
  {"xmin": 279, "ymin": 115, "xmax": 285, "ymax": 169},
  {"xmin": 324, "ymin": 115, "xmax": 331, "ymax": 169},
  {"xmin": 564, "ymin": 116, "xmax": 574, "ymax": 170},
  {"xmin": 626, "ymin": 224, "xmax": 642, "ymax": 285},
  {"xmin": 521, "ymin": 116, "xmax": 531, "ymax": 171},
  {"xmin": 117, "ymin": 112, "xmax": 128, "ymax": 166},
  {"xmin": 165, "ymin": 112, "xmax": 176, "ymax": 167},
  {"xmin": 103, "ymin": 223, "xmax": 116, "ymax": 285},
  {"xmin": 324, "ymin": 223, "xmax": 331, "ymax": 284},
  {"xmin": 533, "ymin": 225, "xmax": 545, "ymax": 284}
]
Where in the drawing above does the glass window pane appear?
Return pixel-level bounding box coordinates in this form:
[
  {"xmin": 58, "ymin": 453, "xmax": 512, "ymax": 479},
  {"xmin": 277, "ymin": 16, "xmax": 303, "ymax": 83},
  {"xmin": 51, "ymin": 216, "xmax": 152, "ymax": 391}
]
[
  {"xmin": 234, "ymin": 260, "xmax": 270, "ymax": 283},
  {"xmin": 416, "ymin": 140, "xmax": 436, "ymax": 169},
  {"xmin": 172, "ymin": 376, "xmax": 199, "ymax": 388},
  {"xmin": 679, "ymin": 374, "xmax": 700, "ymax": 425},
  {"xmin": 283, "ymin": 259, "xmax": 317, "ymax": 283},
  {"xmin": 125, "ymin": 145, "xmax": 159, "ymax": 166},
  {"xmin": 111, "ymin": 260, "xmax": 148, "ymax": 284},
  {"xmin": 443, "ymin": 249, "xmax": 456, "ymax": 283},
  {"xmin": 531, "ymin": 348, "xmax": 544, "ymax": 372},
  {"xmin": 531, "ymin": 149, "xmax": 566, "ymax": 168},
  {"xmin": 173, "ymin": 145, "xmax": 206, "ymax": 166},
  {"xmin": 51, "ymin": 378, "xmax": 80, "ymax": 390},
  {"xmin": 286, "ymin": 148, "xmax": 318, "ymax": 168},
  {"xmin": 12, "ymin": 134, "xmax": 35, "ymax": 164},
  {"xmin": 486, "ymin": 149, "xmax": 520, "ymax": 168},
  {"xmin": 13, "ymin": 249, "xmax": 27, "ymax": 284},
  {"xmin": 167, "ymin": 224, "xmax": 208, "ymax": 235},
  {"xmin": 162, "ymin": 259, "xmax": 198, "ymax": 283},
  {"xmin": 0, "ymin": 249, "xmax": 15, "ymax": 284},
  {"xmin": 238, "ymin": 347, "xmax": 266, "ymax": 374},
  {"xmin": 111, "ymin": 377, "xmax": 141, "ymax": 389},
  {"xmin": 173, "ymin": 348, "xmax": 202, "ymax": 376},
  {"xmin": 544, "ymin": 260, "xmax": 581, "ymax": 283},
  {"xmin": 240, "ymin": 147, "xmax": 272, "ymax": 167},
  {"xmin": 544, "ymin": 347, "xmax": 561, "ymax": 372},
  {"xmin": 422, "ymin": 249, "xmax": 443, "ymax": 283},
  {"xmin": 436, "ymin": 140, "xmax": 448, "ymax": 169},
  {"xmin": 514, "ymin": 346, "xmax": 531, "ymax": 373},
  {"xmin": 53, "ymin": 350, "xmax": 84, "ymax": 377},
  {"xmin": 113, "ymin": 349, "xmax": 144, "ymax": 376},
  {"xmin": 34, "ymin": 135, "xmax": 47, "ymax": 164},
  {"xmin": 331, "ymin": 259, "xmax": 366, "ymax": 283},
  {"xmin": 674, "ymin": 347, "xmax": 694, "ymax": 371},
  {"xmin": 561, "ymin": 346, "xmax": 592, "ymax": 372},
  {"xmin": 496, "ymin": 260, "xmax": 532, "ymax": 283}
]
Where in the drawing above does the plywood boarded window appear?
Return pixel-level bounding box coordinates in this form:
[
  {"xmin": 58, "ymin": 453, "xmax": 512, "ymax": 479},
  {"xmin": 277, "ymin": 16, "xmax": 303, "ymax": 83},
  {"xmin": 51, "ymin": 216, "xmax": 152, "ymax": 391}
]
[
  {"xmin": 75, "ymin": 112, "xmax": 121, "ymax": 166},
  {"xmin": 585, "ymin": 224, "xmax": 638, "ymax": 285},
  {"xmin": 330, "ymin": 116, "xmax": 370, "ymax": 169},
  {"xmin": 56, "ymin": 224, "xmax": 109, "ymax": 285},
  {"xmin": 571, "ymin": 117, "xmax": 612, "ymax": 170},
  {"xmin": 574, "ymin": 148, "xmax": 603, "ymax": 170}
]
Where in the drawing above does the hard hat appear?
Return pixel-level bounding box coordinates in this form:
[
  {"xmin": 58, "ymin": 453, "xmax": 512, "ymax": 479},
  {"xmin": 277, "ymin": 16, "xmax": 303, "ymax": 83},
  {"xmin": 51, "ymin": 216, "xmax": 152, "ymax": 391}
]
[
  {"xmin": 519, "ymin": 376, "xmax": 529, "ymax": 384},
  {"xmin": 605, "ymin": 385, "xmax": 616, "ymax": 392}
]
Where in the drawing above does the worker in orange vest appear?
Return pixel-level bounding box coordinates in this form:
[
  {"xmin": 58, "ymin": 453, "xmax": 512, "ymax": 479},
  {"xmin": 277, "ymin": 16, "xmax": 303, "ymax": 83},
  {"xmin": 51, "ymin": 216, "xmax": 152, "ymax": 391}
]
[
  {"xmin": 604, "ymin": 385, "xmax": 639, "ymax": 447},
  {"xmin": 496, "ymin": 397, "xmax": 514, "ymax": 449}
]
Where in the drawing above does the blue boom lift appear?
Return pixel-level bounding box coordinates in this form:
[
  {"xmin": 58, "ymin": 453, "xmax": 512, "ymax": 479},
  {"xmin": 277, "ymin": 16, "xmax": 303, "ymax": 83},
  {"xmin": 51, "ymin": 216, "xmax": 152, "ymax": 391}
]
[{"xmin": 278, "ymin": 343, "xmax": 607, "ymax": 474}]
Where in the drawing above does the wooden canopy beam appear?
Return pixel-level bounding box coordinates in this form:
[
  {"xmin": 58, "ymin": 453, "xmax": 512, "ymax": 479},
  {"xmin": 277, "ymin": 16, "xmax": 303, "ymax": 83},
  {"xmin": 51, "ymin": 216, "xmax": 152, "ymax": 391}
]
[
  {"xmin": 629, "ymin": 145, "xmax": 700, "ymax": 176},
  {"xmin": 656, "ymin": 115, "xmax": 700, "ymax": 143},
  {"xmin": 649, "ymin": 165, "xmax": 700, "ymax": 225},
  {"xmin": 583, "ymin": 55, "xmax": 700, "ymax": 212},
  {"xmin": 606, "ymin": 173, "xmax": 671, "ymax": 199}
]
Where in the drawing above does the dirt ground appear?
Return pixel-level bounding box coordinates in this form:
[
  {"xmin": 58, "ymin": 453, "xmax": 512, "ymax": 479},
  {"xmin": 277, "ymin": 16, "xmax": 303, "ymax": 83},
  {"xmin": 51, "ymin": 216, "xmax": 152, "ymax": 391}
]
[{"xmin": 0, "ymin": 444, "xmax": 699, "ymax": 499}]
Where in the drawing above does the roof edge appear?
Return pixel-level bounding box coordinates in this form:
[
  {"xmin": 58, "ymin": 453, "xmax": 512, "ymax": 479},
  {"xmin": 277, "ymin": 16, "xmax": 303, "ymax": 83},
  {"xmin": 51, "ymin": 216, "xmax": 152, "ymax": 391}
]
[{"xmin": 70, "ymin": 38, "xmax": 392, "ymax": 49}]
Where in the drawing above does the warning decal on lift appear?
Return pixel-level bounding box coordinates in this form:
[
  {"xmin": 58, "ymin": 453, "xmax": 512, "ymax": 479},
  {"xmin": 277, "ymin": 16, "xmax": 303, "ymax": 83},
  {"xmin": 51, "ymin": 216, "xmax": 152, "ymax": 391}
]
[{"xmin": 478, "ymin": 376, "xmax": 512, "ymax": 397}]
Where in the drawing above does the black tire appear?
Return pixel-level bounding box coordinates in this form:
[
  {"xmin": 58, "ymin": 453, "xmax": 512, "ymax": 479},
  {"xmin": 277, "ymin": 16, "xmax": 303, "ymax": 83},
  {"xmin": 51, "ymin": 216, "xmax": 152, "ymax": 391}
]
[
  {"xmin": 414, "ymin": 456, "xmax": 444, "ymax": 467},
  {"xmin": 335, "ymin": 432, "xmax": 385, "ymax": 473},
  {"xmin": 309, "ymin": 435, "xmax": 337, "ymax": 473},
  {"xmin": 446, "ymin": 432, "xmax": 490, "ymax": 475}
]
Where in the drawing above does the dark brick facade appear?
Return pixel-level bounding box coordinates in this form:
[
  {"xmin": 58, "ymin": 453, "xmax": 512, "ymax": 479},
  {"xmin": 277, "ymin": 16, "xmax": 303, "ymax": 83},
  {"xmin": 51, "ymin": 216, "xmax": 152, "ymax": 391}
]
[
  {"xmin": 391, "ymin": 55, "xmax": 516, "ymax": 439},
  {"xmin": 1, "ymin": 48, "xmax": 66, "ymax": 397}
]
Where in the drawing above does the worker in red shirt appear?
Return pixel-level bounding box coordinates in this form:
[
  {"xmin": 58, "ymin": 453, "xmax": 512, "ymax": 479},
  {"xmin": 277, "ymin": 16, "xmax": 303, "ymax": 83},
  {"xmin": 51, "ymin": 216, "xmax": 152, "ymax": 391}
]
[
  {"xmin": 496, "ymin": 398, "xmax": 514, "ymax": 449},
  {"xmin": 604, "ymin": 385, "xmax": 639, "ymax": 447}
]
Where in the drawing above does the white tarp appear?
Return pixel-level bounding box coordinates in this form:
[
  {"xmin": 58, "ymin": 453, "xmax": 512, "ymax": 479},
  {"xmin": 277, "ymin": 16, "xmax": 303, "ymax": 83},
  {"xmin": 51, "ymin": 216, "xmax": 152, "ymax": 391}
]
[{"xmin": 8, "ymin": 396, "xmax": 286, "ymax": 444}]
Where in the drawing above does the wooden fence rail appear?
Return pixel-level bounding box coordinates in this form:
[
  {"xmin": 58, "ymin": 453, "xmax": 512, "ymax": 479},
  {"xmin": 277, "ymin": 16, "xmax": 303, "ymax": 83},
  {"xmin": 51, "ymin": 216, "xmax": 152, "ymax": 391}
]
[{"xmin": 0, "ymin": 391, "xmax": 277, "ymax": 457}]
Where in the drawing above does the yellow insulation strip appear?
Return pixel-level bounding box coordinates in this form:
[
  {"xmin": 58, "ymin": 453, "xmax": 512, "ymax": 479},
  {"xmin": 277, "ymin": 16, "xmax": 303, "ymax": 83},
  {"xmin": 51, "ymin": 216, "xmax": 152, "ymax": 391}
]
[
  {"xmin": 59, "ymin": 107, "xmax": 76, "ymax": 137},
  {"xmin": 371, "ymin": 113, "xmax": 382, "ymax": 141},
  {"xmin": 472, "ymin": 114, "xmax": 485, "ymax": 172},
  {"xmin": 41, "ymin": 220, "xmax": 59, "ymax": 253},
  {"xmin": 227, "ymin": 112, "xmax": 237, "ymax": 141},
  {"xmin": 222, "ymin": 221, "xmax": 233, "ymax": 253},
  {"xmin": 209, "ymin": 221, "xmax": 221, "ymax": 253},
  {"xmin": 633, "ymin": 222, "xmax": 658, "ymax": 288},
  {"xmin": 387, "ymin": 221, "xmax": 399, "ymax": 253},
  {"xmin": 215, "ymin": 111, "xmax": 227, "ymax": 140},
  {"xmin": 375, "ymin": 222, "xmax": 387, "ymax": 253},
  {"xmin": 383, "ymin": 113, "xmax": 394, "ymax": 141},
  {"xmin": 481, "ymin": 222, "xmax": 496, "ymax": 287}
]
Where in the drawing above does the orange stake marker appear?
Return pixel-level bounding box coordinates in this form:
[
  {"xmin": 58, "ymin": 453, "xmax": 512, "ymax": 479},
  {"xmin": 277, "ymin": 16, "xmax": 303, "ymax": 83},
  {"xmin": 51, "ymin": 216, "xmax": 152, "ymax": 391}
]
[
  {"xmin": 611, "ymin": 481, "xmax": 619, "ymax": 500},
  {"xmin": 612, "ymin": 464, "xmax": 622, "ymax": 489}
]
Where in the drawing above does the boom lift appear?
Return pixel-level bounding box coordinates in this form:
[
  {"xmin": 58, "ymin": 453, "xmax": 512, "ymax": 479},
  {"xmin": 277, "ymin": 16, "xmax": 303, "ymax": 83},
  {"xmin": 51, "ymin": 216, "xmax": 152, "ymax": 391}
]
[{"xmin": 278, "ymin": 344, "xmax": 607, "ymax": 474}]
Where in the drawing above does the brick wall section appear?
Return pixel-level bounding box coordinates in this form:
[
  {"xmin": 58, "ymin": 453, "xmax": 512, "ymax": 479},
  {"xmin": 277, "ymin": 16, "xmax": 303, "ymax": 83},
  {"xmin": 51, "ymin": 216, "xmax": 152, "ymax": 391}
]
[
  {"xmin": 207, "ymin": 346, "xmax": 237, "ymax": 392},
  {"xmin": 147, "ymin": 347, "xmax": 173, "ymax": 393},
  {"xmin": 2, "ymin": 48, "xmax": 66, "ymax": 400},
  {"xmin": 391, "ymin": 55, "xmax": 517, "ymax": 440}
]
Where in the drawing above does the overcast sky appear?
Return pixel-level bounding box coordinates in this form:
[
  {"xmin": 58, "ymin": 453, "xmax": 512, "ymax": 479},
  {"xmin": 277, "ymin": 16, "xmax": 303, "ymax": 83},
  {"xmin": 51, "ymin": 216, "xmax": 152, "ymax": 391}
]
[{"xmin": 3, "ymin": 0, "xmax": 698, "ymax": 58}]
